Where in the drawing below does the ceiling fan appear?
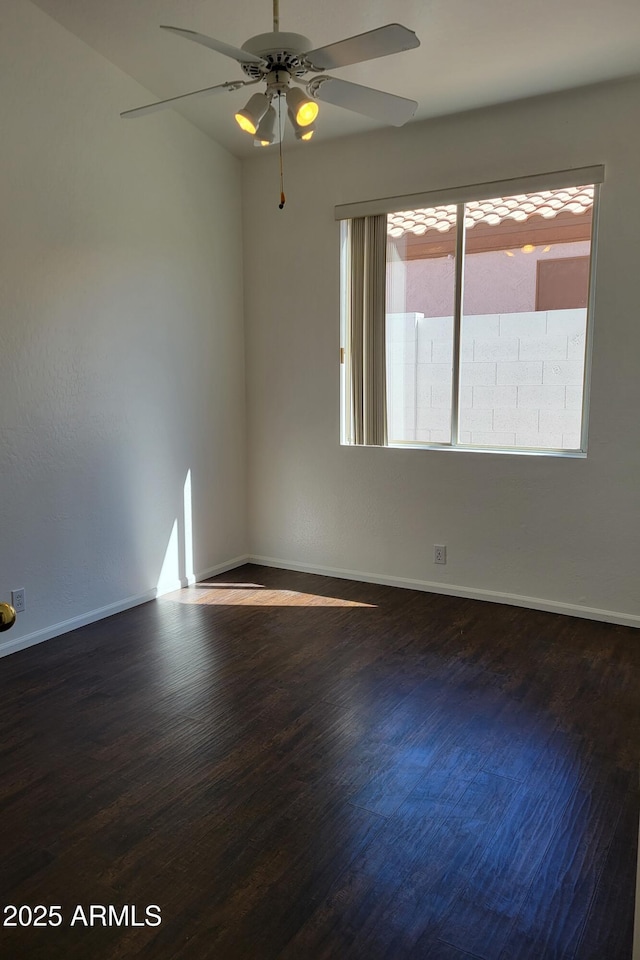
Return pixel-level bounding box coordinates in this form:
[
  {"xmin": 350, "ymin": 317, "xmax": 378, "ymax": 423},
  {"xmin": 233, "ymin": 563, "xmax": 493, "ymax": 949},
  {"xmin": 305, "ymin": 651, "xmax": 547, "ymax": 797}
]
[{"xmin": 120, "ymin": 0, "xmax": 420, "ymax": 147}]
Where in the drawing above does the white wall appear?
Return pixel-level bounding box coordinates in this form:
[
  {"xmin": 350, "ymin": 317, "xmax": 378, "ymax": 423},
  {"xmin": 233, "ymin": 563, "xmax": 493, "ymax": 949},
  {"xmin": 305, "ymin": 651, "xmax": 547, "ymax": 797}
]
[
  {"xmin": 0, "ymin": 0, "xmax": 246, "ymax": 655},
  {"xmin": 242, "ymin": 76, "xmax": 640, "ymax": 625}
]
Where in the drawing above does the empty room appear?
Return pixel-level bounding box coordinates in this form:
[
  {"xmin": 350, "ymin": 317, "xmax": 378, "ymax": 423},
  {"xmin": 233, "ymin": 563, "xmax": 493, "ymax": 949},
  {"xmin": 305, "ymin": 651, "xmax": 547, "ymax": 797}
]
[{"xmin": 1, "ymin": 0, "xmax": 639, "ymax": 958}]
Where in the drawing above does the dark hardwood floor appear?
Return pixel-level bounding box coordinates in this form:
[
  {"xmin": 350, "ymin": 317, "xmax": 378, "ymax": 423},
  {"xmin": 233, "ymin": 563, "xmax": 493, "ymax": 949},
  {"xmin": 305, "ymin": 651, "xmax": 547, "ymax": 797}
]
[{"xmin": 0, "ymin": 564, "xmax": 638, "ymax": 959}]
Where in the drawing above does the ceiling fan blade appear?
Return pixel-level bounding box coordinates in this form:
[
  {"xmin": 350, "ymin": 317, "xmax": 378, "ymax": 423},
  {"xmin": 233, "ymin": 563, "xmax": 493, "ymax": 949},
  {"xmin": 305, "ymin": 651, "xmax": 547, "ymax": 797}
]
[
  {"xmin": 303, "ymin": 24, "xmax": 419, "ymax": 71},
  {"xmin": 308, "ymin": 77, "xmax": 417, "ymax": 126},
  {"xmin": 160, "ymin": 25, "xmax": 267, "ymax": 65},
  {"xmin": 121, "ymin": 80, "xmax": 245, "ymax": 119}
]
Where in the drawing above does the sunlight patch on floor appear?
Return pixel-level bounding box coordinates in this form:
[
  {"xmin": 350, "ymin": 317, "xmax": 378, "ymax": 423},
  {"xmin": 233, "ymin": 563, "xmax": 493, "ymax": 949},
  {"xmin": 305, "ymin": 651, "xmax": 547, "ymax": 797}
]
[{"xmin": 166, "ymin": 583, "xmax": 377, "ymax": 608}]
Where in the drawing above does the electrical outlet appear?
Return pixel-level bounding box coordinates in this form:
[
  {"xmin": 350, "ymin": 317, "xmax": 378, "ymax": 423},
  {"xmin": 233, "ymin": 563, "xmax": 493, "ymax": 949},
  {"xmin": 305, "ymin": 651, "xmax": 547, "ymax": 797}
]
[
  {"xmin": 11, "ymin": 588, "xmax": 25, "ymax": 613},
  {"xmin": 434, "ymin": 545, "xmax": 447, "ymax": 565}
]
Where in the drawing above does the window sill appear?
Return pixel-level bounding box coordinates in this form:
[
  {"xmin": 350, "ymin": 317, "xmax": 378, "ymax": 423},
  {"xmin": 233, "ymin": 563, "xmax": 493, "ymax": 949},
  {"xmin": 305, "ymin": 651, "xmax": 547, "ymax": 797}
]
[{"xmin": 344, "ymin": 440, "xmax": 587, "ymax": 459}]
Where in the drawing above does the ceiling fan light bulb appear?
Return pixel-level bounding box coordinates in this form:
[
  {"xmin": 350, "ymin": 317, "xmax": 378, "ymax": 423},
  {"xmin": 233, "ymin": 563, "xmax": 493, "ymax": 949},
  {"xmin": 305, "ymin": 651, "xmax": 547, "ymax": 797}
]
[
  {"xmin": 296, "ymin": 100, "xmax": 319, "ymax": 126},
  {"xmin": 295, "ymin": 121, "xmax": 316, "ymax": 141},
  {"xmin": 235, "ymin": 112, "xmax": 257, "ymax": 134}
]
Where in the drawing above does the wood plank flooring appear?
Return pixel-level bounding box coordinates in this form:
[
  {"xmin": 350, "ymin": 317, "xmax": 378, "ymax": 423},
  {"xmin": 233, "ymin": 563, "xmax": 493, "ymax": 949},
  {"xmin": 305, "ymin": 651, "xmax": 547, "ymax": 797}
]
[{"xmin": 0, "ymin": 564, "xmax": 638, "ymax": 959}]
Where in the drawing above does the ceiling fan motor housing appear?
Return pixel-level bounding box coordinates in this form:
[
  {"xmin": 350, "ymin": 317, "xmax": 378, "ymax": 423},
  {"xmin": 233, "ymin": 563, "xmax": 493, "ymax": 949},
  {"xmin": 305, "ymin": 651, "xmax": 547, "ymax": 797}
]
[{"xmin": 240, "ymin": 32, "xmax": 312, "ymax": 79}]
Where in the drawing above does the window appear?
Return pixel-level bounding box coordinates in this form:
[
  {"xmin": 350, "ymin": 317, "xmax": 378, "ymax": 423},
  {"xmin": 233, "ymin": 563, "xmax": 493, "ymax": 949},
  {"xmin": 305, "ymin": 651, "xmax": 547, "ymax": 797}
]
[{"xmin": 339, "ymin": 167, "xmax": 602, "ymax": 455}]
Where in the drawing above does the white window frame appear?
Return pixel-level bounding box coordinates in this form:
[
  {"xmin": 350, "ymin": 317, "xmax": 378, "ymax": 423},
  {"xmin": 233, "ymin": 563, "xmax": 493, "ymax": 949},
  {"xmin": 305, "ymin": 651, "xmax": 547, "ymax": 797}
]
[{"xmin": 338, "ymin": 166, "xmax": 604, "ymax": 458}]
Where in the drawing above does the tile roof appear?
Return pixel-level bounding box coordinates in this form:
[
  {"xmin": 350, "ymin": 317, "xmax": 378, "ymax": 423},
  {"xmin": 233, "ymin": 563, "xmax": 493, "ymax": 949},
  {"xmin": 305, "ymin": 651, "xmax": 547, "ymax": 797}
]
[{"xmin": 387, "ymin": 186, "xmax": 594, "ymax": 238}]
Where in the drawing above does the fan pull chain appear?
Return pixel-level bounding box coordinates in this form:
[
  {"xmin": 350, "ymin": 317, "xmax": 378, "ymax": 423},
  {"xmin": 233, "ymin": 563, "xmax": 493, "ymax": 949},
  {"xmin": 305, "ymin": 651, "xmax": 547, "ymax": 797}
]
[{"xmin": 278, "ymin": 94, "xmax": 286, "ymax": 209}]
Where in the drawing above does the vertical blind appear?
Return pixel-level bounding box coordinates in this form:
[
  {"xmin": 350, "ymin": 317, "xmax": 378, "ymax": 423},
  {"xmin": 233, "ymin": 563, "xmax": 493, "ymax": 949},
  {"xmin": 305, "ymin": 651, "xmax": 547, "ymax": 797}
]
[{"xmin": 347, "ymin": 215, "xmax": 387, "ymax": 445}]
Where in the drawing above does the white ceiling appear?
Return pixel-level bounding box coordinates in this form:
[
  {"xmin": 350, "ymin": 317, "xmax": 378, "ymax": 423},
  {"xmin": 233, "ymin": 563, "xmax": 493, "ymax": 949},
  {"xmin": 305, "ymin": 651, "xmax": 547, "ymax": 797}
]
[{"xmin": 31, "ymin": 0, "xmax": 640, "ymax": 157}]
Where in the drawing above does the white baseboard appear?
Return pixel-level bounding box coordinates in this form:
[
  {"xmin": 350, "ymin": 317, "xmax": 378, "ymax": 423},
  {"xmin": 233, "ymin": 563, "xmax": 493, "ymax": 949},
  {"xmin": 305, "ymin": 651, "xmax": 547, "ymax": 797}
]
[
  {"xmin": 9, "ymin": 550, "xmax": 634, "ymax": 660},
  {"xmin": 0, "ymin": 589, "xmax": 157, "ymax": 659},
  {"xmin": 0, "ymin": 554, "xmax": 251, "ymax": 659},
  {"xmin": 193, "ymin": 554, "xmax": 250, "ymax": 584},
  {"xmin": 155, "ymin": 554, "xmax": 250, "ymax": 596},
  {"xmin": 247, "ymin": 554, "xmax": 640, "ymax": 629}
]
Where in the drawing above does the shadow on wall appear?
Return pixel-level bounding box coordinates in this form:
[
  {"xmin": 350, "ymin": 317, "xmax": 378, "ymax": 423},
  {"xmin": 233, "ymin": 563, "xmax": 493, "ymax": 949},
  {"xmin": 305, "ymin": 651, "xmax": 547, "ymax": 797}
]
[{"xmin": 156, "ymin": 469, "xmax": 195, "ymax": 596}]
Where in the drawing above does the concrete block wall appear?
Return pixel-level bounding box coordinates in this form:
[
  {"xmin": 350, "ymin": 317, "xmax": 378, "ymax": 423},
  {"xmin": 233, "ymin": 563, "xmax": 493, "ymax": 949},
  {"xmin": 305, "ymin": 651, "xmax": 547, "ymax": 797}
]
[{"xmin": 386, "ymin": 309, "xmax": 587, "ymax": 448}]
